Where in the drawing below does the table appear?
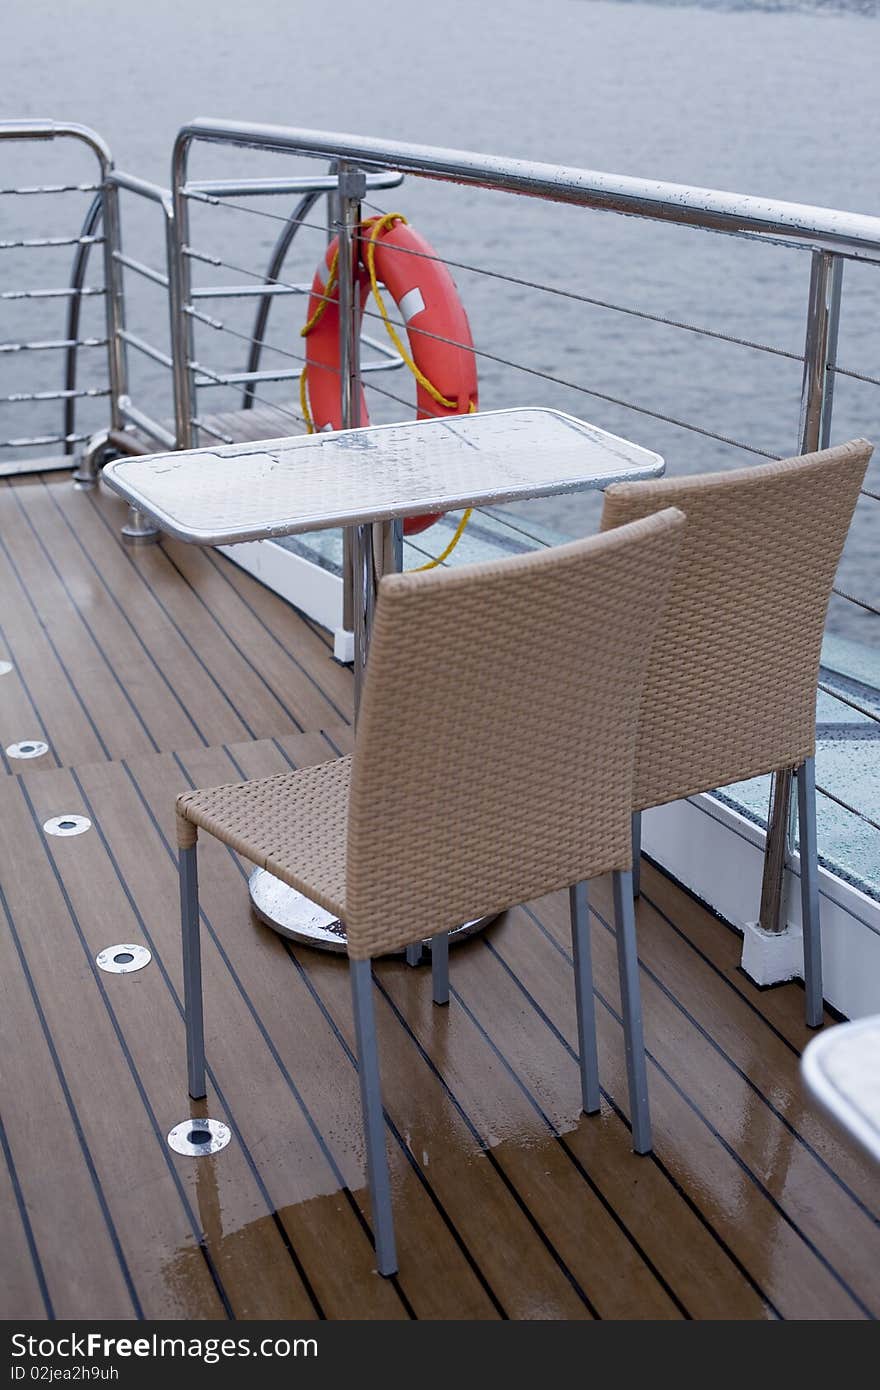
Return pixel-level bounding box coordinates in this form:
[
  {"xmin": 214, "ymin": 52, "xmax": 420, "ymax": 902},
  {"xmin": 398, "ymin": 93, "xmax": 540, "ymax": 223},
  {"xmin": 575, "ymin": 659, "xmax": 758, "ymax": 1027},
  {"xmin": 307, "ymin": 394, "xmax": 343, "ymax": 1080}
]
[
  {"xmin": 104, "ymin": 407, "xmax": 664, "ymax": 952},
  {"xmin": 802, "ymin": 1016, "xmax": 880, "ymax": 1165}
]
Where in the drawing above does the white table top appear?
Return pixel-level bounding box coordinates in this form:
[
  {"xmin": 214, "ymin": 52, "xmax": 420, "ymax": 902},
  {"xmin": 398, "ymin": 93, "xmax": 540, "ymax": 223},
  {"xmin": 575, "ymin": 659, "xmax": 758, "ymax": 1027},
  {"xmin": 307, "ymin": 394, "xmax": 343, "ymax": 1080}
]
[
  {"xmin": 802, "ymin": 1016, "xmax": 880, "ymax": 1165},
  {"xmin": 102, "ymin": 407, "xmax": 664, "ymax": 546}
]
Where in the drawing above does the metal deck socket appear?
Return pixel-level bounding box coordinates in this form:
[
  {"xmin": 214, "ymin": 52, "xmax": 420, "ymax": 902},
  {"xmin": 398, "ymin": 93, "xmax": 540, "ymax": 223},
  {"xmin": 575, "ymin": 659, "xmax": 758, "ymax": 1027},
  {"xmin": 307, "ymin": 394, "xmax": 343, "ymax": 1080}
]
[
  {"xmin": 249, "ymin": 867, "xmax": 495, "ymax": 955},
  {"xmin": 167, "ymin": 1118, "xmax": 231, "ymax": 1157},
  {"xmin": 96, "ymin": 943, "xmax": 152, "ymax": 975},
  {"xmin": 6, "ymin": 740, "xmax": 49, "ymax": 760},
  {"xmin": 43, "ymin": 814, "xmax": 92, "ymax": 837}
]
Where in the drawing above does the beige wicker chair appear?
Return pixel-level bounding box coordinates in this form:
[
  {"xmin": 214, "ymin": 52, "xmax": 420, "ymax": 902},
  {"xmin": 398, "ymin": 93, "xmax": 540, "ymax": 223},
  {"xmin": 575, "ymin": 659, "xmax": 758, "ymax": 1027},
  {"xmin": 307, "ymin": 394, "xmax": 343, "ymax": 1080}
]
[
  {"xmin": 600, "ymin": 438, "xmax": 872, "ymax": 1120},
  {"xmin": 175, "ymin": 506, "xmax": 686, "ymax": 1276}
]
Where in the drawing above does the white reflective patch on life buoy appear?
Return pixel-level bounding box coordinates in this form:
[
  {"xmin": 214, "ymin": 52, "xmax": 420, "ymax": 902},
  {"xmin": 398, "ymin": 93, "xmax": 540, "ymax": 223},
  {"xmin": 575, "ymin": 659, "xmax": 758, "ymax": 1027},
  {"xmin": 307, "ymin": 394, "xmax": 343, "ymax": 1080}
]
[
  {"xmin": 314, "ymin": 258, "xmax": 330, "ymax": 290},
  {"xmin": 399, "ymin": 286, "xmax": 426, "ymax": 323}
]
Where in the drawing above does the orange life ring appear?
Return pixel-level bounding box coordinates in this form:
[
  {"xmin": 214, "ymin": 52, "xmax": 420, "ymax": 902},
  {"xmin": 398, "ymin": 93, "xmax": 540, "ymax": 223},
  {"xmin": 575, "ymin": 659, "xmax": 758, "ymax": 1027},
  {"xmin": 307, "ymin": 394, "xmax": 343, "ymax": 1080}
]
[{"xmin": 300, "ymin": 215, "xmax": 478, "ymax": 536}]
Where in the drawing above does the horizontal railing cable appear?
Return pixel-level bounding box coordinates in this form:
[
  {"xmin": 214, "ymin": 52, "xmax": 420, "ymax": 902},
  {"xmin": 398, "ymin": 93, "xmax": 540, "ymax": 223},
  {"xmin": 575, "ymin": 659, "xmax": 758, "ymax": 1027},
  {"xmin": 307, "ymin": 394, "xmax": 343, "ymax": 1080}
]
[
  {"xmin": 354, "ymin": 219, "xmax": 803, "ymax": 362},
  {"xmin": 2, "ymin": 386, "xmax": 109, "ymax": 404},
  {"xmin": 0, "ymin": 234, "xmax": 104, "ymax": 251},
  {"xmin": 1, "ymin": 285, "xmax": 104, "ymax": 300},
  {"xmin": 829, "ymin": 363, "xmax": 880, "ymax": 389},
  {"xmin": 815, "ymin": 782, "xmax": 880, "ymax": 836},
  {"xmin": 817, "ymin": 681, "xmax": 880, "ymax": 727},
  {"xmin": 832, "ymin": 586, "xmax": 880, "ymax": 618},
  {"xmin": 189, "ymin": 416, "xmax": 234, "ymax": 445},
  {"xmin": 183, "ymin": 188, "xmax": 328, "ymax": 235},
  {"xmin": 188, "ymin": 362, "xmax": 308, "ymax": 425},
  {"xmin": 189, "ymin": 308, "xmax": 311, "ymax": 367},
  {"xmin": 0, "ymin": 336, "xmax": 106, "ymax": 354},
  {"xmin": 0, "ymin": 183, "xmax": 101, "ymax": 196},
  {"xmin": 1, "ymin": 431, "xmax": 91, "ymax": 449},
  {"xmin": 359, "ymin": 302, "xmax": 779, "ymax": 458}
]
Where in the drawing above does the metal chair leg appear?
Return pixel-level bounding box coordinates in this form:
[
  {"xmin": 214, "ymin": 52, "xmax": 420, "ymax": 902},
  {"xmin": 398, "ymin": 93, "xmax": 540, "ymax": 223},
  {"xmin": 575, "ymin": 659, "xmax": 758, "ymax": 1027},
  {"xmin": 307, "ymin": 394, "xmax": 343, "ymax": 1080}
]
[
  {"xmin": 179, "ymin": 843, "xmax": 206, "ymax": 1100},
  {"xmin": 405, "ymin": 943, "xmax": 423, "ymax": 967},
  {"xmin": 796, "ymin": 757, "xmax": 823, "ymax": 1028},
  {"xmin": 431, "ymin": 931, "xmax": 449, "ymax": 1006},
  {"xmin": 569, "ymin": 882, "xmax": 600, "ymax": 1114},
  {"xmin": 631, "ymin": 811, "xmax": 642, "ymax": 898},
  {"xmin": 612, "ymin": 869, "xmax": 652, "ymax": 1153},
  {"xmin": 350, "ymin": 959, "xmax": 398, "ymax": 1276}
]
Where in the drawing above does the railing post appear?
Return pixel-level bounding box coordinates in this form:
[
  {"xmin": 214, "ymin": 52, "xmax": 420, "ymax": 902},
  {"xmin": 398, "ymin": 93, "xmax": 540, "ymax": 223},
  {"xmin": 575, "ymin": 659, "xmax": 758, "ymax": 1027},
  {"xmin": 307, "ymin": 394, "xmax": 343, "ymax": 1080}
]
[
  {"xmin": 337, "ymin": 163, "xmax": 370, "ymax": 707},
  {"xmin": 170, "ymin": 134, "xmax": 196, "ymax": 449},
  {"xmin": 100, "ymin": 177, "xmax": 128, "ymax": 434},
  {"xmin": 758, "ymin": 249, "xmax": 842, "ymax": 934}
]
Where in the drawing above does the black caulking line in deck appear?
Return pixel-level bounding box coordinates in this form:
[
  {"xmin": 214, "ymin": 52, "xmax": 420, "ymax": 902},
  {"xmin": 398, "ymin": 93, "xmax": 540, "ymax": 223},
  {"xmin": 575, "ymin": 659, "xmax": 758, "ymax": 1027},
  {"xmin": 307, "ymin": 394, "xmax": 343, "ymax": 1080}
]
[
  {"xmin": 127, "ymin": 746, "xmax": 399, "ymax": 1318},
  {"xmin": 447, "ymin": 982, "xmax": 691, "ymax": 1320},
  {"xmin": 0, "ymin": 524, "xmax": 112, "ymax": 761},
  {"xmin": 278, "ymin": 932, "xmax": 506, "ymax": 1320},
  {"xmin": 371, "ymin": 974, "xmax": 600, "ymax": 1319},
  {"xmin": 0, "ymin": 610, "xmax": 59, "ymax": 773},
  {"xmin": 40, "ymin": 478, "xmax": 211, "ymax": 749},
  {"xmin": 633, "ymin": 887, "xmax": 880, "ymax": 1231},
  {"xmin": 509, "ymin": 906, "xmax": 781, "ymax": 1318},
  {"xmin": 532, "ymin": 897, "xmax": 874, "ymax": 1320},
  {"xmin": 173, "ymin": 742, "xmax": 418, "ymax": 1320},
  {"xmin": 14, "ymin": 775, "xmax": 236, "ymax": 1321},
  {"xmin": 312, "ymin": 727, "xmax": 599, "ymax": 1316},
  {"xmin": 69, "ymin": 763, "xmax": 325, "ymax": 1322},
  {"xmin": 0, "ymin": 1103, "xmax": 55, "ymax": 1318},
  {"xmin": 84, "ymin": 491, "xmax": 259, "ymax": 740},
  {"xmin": 212, "ymin": 742, "xmax": 500, "ymax": 1320},
  {"xmin": 7, "ymin": 483, "xmax": 162, "ymax": 755},
  {"xmin": 199, "ymin": 546, "xmax": 352, "ymax": 725},
  {"xmin": 0, "ymin": 879, "xmax": 142, "ymax": 1318},
  {"xmin": 157, "ymin": 545, "xmax": 307, "ymax": 736}
]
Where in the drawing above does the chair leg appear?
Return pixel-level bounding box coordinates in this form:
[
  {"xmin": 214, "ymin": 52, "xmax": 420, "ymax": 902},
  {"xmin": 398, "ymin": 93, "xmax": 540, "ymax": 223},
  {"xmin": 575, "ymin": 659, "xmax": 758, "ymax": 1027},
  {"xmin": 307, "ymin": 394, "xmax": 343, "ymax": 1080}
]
[
  {"xmin": 405, "ymin": 942, "xmax": 423, "ymax": 967},
  {"xmin": 631, "ymin": 811, "xmax": 642, "ymax": 899},
  {"xmin": 431, "ymin": 931, "xmax": 449, "ymax": 1006},
  {"xmin": 350, "ymin": 959, "xmax": 398, "ymax": 1276},
  {"xmin": 569, "ymin": 882, "xmax": 600, "ymax": 1114},
  {"xmin": 612, "ymin": 869, "xmax": 652, "ymax": 1154},
  {"xmin": 179, "ymin": 843, "xmax": 206, "ymax": 1100},
  {"xmin": 796, "ymin": 757, "xmax": 823, "ymax": 1028}
]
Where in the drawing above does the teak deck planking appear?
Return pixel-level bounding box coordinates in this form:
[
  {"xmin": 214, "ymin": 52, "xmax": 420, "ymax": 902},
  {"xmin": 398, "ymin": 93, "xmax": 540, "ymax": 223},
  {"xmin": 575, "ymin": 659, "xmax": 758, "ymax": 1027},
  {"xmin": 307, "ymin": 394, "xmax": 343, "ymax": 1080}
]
[{"xmin": 0, "ymin": 471, "xmax": 878, "ymax": 1321}]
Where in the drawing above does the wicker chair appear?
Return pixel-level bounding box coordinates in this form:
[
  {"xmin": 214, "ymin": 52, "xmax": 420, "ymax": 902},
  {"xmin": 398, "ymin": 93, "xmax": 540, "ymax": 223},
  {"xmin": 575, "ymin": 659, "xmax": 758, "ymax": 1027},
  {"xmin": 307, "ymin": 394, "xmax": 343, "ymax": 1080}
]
[
  {"xmin": 600, "ymin": 438, "xmax": 872, "ymax": 1069},
  {"xmin": 175, "ymin": 506, "xmax": 686, "ymax": 1276}
]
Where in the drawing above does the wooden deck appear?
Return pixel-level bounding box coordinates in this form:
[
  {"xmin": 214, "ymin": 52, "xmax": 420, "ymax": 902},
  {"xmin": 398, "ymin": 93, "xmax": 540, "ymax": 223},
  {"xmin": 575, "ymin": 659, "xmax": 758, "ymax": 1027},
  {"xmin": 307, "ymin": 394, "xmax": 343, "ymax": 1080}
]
[{"xmin": 1, "ymin": 471, "xmax": 879, "ymax": 1321}]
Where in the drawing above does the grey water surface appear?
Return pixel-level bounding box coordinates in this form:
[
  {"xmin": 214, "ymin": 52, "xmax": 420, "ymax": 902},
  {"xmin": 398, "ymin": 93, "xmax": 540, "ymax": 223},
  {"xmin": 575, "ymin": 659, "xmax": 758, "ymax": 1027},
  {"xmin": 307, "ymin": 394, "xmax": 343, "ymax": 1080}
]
[{"xmin": 2, "ymin": 0, "xmax": 879, "ymax": 639}]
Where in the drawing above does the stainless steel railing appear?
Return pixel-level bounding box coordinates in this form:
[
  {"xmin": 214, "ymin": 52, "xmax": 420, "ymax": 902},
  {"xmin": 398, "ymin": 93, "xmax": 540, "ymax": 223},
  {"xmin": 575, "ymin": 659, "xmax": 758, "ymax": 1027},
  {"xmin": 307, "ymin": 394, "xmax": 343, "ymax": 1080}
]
[
  {"xmin": 172, "ymin": 119, "xmax": 880, "ymax": 933},
  {"xmin": 3, "ymin": 116, "xmax": 878, "ymax": 928},
  {"xmin": 1, "ymin": 121, "xmax": 406, "ymax": 481},
  {"xmin": 0, "ymin": 121, "xmax": 120, "ymax": 466}
]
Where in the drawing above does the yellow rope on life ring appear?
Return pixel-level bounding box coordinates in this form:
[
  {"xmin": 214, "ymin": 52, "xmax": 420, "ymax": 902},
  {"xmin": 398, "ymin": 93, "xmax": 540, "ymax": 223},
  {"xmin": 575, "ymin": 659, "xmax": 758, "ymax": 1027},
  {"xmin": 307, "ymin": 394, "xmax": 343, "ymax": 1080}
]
[{"xmin": 299, "ymin": 212, "xmax": 476, "ymax": 570}]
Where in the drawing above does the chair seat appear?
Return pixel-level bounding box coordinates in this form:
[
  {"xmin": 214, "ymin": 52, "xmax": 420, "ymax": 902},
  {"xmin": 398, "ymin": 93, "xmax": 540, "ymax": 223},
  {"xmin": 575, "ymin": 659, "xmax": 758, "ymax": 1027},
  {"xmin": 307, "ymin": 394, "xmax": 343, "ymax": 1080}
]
[{"xmin": 176, "ymin": 756, "xmax": 351, "ymax": 921}]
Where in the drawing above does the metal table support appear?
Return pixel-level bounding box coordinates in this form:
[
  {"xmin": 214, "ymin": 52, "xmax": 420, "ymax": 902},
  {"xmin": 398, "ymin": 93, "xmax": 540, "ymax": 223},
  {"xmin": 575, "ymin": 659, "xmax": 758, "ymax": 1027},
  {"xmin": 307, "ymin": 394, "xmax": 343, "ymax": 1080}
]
[{"xmin": 103, "ymin": 406, "xmax": 664, "ymax": 956}]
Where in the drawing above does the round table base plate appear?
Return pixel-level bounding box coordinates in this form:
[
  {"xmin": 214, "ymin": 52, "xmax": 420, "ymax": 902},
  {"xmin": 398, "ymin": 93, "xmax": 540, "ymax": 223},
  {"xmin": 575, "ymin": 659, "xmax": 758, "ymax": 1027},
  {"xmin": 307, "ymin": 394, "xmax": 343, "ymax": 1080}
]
[{"xmin": 248, "ymin": 868, "xmax": 496, "ymax": 955}]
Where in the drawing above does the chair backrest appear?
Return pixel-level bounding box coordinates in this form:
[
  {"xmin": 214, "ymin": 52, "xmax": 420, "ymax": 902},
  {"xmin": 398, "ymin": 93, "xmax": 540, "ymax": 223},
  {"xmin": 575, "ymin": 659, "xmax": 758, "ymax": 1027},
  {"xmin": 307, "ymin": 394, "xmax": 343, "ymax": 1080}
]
[
  {"xmin": 599, "ymin": 439, "xmax": 872, "ymax": 812},
  {"xmin": 344, "ymin": 507, "xmax": 686, "ymax": 958}
]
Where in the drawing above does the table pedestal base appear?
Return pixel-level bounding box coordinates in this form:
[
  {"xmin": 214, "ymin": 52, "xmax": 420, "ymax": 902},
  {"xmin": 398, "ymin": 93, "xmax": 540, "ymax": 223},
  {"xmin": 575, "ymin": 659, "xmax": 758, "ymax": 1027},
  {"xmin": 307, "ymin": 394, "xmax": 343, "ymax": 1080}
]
[{"xmin": 248, "ymin": 868, "xmax": 497, "ymax": 956}]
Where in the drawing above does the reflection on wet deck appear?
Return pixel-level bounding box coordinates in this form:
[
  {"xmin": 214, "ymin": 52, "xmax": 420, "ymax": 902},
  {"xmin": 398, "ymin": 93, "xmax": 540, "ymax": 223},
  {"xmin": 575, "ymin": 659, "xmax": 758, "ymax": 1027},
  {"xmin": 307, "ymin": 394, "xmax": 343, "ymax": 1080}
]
[{"xmin": 1, "ymin": 473, "xmax": 878, "ymax": 1320}]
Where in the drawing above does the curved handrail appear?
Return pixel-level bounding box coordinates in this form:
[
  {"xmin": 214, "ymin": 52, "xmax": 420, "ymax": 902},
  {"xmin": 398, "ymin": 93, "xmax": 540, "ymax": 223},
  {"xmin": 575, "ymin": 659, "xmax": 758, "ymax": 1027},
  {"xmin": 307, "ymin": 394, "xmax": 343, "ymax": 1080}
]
[
  {"xmin": 1, "ymin": 121, "xmax": 116, "ymax": 454},
  {"xmin": 0, "ymin": 119, "xmax": 112, "ymax": 175},
  {"xmin": 174, "ymin": 118, "xmax": 880, "ymax": 264},
  {"xmin": 63, "ymin": 193, "xmax": 104, "ymax": 452},
  {"xmin": 241, "ymin": 179, "xmax": 329, "ymax": 409}
]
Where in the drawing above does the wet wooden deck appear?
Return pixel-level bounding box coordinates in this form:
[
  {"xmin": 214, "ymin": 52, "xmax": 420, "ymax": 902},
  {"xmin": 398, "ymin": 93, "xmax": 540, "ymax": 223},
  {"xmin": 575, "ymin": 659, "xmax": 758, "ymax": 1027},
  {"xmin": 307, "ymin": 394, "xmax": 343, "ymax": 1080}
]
[{"xmin": 1, "ymin": 472, "xmax": 879, "ymax": 1320}]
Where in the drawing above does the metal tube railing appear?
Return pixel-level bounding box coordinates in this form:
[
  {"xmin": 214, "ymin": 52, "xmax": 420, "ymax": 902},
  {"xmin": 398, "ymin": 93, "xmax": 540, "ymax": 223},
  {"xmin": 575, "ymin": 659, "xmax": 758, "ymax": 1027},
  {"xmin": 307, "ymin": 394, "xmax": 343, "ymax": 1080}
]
[
  {"xmin": 173, "ymin": 118, "xmax": 880, "ymax": 262},
  {"xmin": 172, "ymin": 117, "xmax": 880, "ymax": 935},
  {"xmin": 0, "ymin": 121, "xmax": 118, "ymax": 463}
]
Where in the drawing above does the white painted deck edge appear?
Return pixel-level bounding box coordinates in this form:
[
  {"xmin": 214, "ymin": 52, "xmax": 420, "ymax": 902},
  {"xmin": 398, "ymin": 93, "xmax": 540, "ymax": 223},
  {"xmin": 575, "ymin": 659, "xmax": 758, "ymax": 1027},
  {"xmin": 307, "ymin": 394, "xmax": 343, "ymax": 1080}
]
[
  {"xmin": 220, "ymin": 538, "xmax": 880, "ymax": 1021},
  {"xmin": 643, "ymin": 794, "xmax": 880, "ymax": 1021}
]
